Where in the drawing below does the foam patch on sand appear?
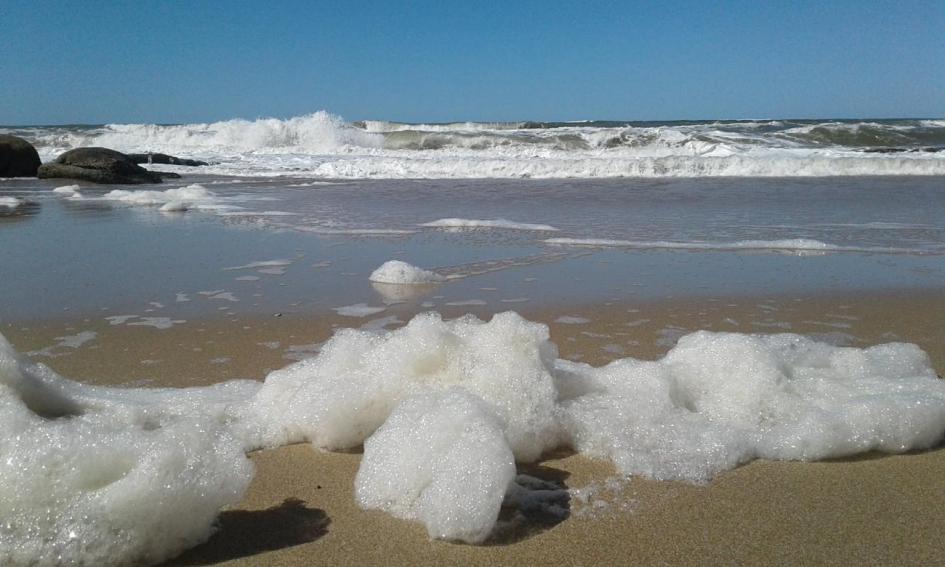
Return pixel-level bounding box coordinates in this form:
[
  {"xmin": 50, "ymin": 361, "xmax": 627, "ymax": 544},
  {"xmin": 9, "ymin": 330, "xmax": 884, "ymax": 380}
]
[
  {"xmin": 333, "ymin": 303, "xmax": 387, "ymax": 317},
  {"xmin": 421, "ymin": 218, "xmax": 559, "ymax": 232},
  {"xmin": 3, "ymin": 312, "xmax": 945, "ymax": 558},
  {"xmin": 369, "ymin": 260, "xmax": 447, "ymax": 285}
]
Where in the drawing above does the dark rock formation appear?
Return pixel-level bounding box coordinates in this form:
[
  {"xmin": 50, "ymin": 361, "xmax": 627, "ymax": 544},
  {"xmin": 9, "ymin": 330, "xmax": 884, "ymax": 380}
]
[
  {"xmin": 37, "ymin": 147, "xmax": 179, "ymax": 184},
  {"xmin": 0, "ymin": 135, "xmax": 42, "ymax": 177},
  {"xmin": 126, "ymin": 153, "xmax": 209, "ymax": 167}
]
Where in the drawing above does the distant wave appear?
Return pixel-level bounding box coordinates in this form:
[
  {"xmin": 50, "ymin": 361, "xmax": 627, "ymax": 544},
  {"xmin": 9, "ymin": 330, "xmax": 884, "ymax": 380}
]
[{"xmin": 6, "ymin": 111, "xmax": 945, "ymax": 179}]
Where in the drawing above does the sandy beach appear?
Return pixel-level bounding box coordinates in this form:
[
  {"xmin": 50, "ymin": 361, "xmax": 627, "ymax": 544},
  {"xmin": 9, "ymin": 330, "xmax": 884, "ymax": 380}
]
[{"xmin": 5, "ymin": 288, "xmax": 943, "ymax": 566}]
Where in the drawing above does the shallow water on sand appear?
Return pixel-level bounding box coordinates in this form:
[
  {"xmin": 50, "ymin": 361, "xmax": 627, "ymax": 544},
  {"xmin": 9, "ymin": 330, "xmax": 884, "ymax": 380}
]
[{"xmin": 2, "ymin": 176, "xmax": 944, "ymax": 322}]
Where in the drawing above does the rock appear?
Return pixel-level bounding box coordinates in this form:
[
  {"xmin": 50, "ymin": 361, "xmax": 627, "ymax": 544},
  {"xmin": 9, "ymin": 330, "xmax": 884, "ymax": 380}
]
[
  {"xmin": 0, "ymin": 135, "xmax": 42, "ymax": 177},
  {"xmin": 126, "ymin": 153, "xmax": 209, "ymax": 167},
  {"xmin": 37, "ymin": 147, "xmax": 174, "ymax": 184}
]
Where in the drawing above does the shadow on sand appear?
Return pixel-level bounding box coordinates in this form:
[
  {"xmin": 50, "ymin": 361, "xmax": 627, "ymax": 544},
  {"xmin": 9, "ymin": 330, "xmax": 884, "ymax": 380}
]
[
  {"xmin": 171, "ymin": 498, "xmax": 330, "ymax": 565},
  {"xmin": 487, "ymin": 462, "xmax": 572, "ymax": 545}
]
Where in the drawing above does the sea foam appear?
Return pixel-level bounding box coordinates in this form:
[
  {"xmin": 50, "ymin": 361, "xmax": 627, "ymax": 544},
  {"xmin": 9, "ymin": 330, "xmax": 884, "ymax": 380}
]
[
  {"xmin": 369, "ymin": 260, "xmax": 447, "ymax": 285},
  {"xmin": 420, "ymin": 218, "xmax": 559, "ymax": 231},
  {"xmin": 101, "ymin": 184, "xmax": 230, "ymax": 212},
  {"xmin": 3, "ymin": 311, "xmax": 945, "ymax": 559},
  {"xmin": 0, "ymin": 334, "xmax": 256, "ymax": 566},
  {"xmin": 542, "ymin": 237, "xmax": 925, "ymax": 255}
]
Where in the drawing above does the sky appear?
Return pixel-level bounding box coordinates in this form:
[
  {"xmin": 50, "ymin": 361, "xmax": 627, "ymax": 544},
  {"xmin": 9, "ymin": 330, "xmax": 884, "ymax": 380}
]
[{"xmin": 1, "ymin": 0, "xmax": 943, "ymax": 125}]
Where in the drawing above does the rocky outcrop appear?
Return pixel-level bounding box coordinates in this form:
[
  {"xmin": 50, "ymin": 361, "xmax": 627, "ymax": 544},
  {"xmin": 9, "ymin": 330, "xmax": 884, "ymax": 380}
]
[
  {"xmin": 126, "ymin": 153, "xmax": 209, "ymax": 167},
  {"xmin": 0, "ymin": 135, "xmax": 42, "ymax": 177},
  {"xmin": 38, "ymin": 147, "xmax": 179, "ymax": 184}
]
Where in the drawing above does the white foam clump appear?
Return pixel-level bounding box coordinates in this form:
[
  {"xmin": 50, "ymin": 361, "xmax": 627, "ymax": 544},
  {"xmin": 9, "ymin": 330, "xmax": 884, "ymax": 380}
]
[
  {"xmin": 0, "ymin": 197, "xmax": 23, "ymax": 208},
  {"xmin": 0, "ymin": 333, "xmax": 256, "ymax": 566},
  {"xmin": 249, "ymin": 312, "xmax": 945, "ymax": 541},
  {"xmin": 557, "ymin": 331, "xmax": 945, "ymax": 481},
  {"xmin": 250, "ymin": 312, "xmax": 561, "ymax": 462},
  {"xmin": 420, "ymin": 218, "xmax": 559, "ymax": 232},
  {"xmin": 101, "ymin": 184, "xmax": 227, "ymax": 212},
  {"xmin": 52, "ymin": 184, "xmax": 80, "ymax": 194},
  {"xmin": 355, "ymin": 389, "xmax": 515, "ymax": 543},
  {"xmin": 368, "ymin": 260, "xmax": 446, "ymax": 285}
]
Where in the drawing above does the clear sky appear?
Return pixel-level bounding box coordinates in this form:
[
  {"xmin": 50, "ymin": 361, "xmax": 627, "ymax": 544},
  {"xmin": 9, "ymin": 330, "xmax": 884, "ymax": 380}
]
[{"xmin": 1, "ymin": 0, "xmax": 943, "ymax": 125}]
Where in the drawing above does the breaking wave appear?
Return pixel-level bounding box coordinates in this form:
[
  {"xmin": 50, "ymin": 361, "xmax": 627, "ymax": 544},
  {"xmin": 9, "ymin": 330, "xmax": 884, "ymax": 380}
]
[{"xmin": 6, "ymin": 112, "xmax": 945, "ymax": 178}]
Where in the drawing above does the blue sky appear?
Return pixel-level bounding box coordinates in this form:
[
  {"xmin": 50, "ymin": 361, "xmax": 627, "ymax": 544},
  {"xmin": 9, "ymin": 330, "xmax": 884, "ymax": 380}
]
[{"xmin": 1, "ymin": 0, "xmax": 943, "ymax": 124}]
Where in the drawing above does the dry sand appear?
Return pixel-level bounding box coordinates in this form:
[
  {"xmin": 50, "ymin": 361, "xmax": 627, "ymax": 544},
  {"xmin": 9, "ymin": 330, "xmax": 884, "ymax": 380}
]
[{"xmin": 3, "ymin": 289, "xmax": 944, "ymax": 565}]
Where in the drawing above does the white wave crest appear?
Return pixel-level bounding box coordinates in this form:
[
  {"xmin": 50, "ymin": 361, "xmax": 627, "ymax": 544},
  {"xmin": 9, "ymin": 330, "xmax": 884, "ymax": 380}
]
[
  {"xmin": 31, "ymin": 111, "xmax": 383, "ymax": 157},
  {"xmin": 15, "ymin": 113, "xmax": 945, "ymax": 179}
]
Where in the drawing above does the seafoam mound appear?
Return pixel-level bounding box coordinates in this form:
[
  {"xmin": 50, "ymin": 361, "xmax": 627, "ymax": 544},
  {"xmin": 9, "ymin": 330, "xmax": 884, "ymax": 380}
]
[
  {"xmin": 0, "ymin": 334, "xmax": 256, "ymax": 567},
  {"xmin": 355, "ymin": 389, "xmax": 516, "ymax": 543},
  {"xmin": 368, "ymin": 260, "xmax": 447, "ymax": 285},
  {"xmin": 3, "ymin": 311, "xmax": 945, "ymax": 559},
  {"xmin": 248, "ymin": 312, "xmax": 562, "ymax": 461}
]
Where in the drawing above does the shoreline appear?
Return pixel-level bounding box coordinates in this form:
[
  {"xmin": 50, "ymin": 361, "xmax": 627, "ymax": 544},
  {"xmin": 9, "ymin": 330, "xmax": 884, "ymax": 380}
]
[{"xmin": 6, "ymin": 287, "xmax": 943, "ymax": 386}]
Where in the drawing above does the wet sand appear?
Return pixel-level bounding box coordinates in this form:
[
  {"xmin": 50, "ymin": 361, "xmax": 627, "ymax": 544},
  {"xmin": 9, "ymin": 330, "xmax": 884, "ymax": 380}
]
[{"xmin": 4, "ymin": 289, "xmax": 944, "ymax": 565}]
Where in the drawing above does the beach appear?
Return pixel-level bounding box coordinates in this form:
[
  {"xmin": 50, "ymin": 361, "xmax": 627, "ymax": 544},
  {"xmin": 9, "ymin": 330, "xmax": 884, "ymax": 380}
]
[{"xmin": 3, "ymin": 118, "xmax": 945, "ymax": 566}]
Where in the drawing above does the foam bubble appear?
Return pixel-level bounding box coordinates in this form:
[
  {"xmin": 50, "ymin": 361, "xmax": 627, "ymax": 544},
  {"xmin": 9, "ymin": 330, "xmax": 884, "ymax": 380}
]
[{"xmin": 368, "ymin": 260, "xmax": 446, "ymax": 285}]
